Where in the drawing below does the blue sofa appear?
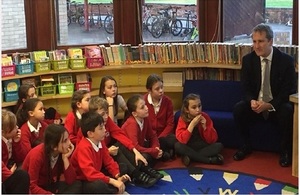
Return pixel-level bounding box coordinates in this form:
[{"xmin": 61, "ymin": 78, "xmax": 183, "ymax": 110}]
[{"xmin": 174, "ymin": 80, "xmax": 281, "ymax": 152}]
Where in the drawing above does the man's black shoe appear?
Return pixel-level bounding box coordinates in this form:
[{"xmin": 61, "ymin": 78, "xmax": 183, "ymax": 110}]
[
  {"xmin": 233, "ymin": 145, "xmax": 252, "ymax": 161},
  {"xmin": 279, "ymin": 152, "xmax": 291, "ymax": 167}
]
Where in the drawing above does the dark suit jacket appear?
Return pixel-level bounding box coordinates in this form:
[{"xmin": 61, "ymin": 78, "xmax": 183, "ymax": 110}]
[{"xmin": 241, "ymin": 47, "xmax": 297, "ymax": 110}]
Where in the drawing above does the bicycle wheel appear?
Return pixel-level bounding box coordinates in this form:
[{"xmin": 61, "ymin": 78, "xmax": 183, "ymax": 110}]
[
  {"xmin": 78, "ymin": 15, "xmax": 85, "ymax": 26},
  {"xmin": 104, "ymin": 15, "xmax": 114, "ymax": 34},
  {"xmin": 151, "ymin": 20, "xmax": 163, "ymax": 38},
  {"xmin": 171, "ymin": 19, "xmax": 182, "ymax": 36},
  {"xmin": 145, "ymin": 15, "xmax": 157, "ymax": 32}
]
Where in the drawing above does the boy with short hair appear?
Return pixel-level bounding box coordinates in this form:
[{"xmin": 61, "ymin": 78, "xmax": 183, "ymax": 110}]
[{"xmin": 71, "ymin": 111, "xmax": 130, "ymax": 194}]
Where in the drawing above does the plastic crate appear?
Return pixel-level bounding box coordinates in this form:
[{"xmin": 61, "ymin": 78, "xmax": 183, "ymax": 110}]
[
  {"xmin": 16, "ymin": 61, "xmax": 34, "ymax": 75},
  {"xmin": 86, "ymin": 57, "xmax": 103, "ymax": 68},
  {"xmin": 4, "ymin": 91, "xmax": 18, "ymax": 102},
  {"xmin": 69, "ymin": 58, "xmax": 86, "ymax": 70},
  {"xmin": 52, "ymin": 59, "xmax": 69, "ymax": 71},
  {"xmin": 75, "ymin": 82, "xmax": 91, "ymax": 92},
  {"xmin": 58, "ymin": 83, "xmax": 74, "ymax": 94},
  {"xmin": 2, "ymin": 65, "xmax": 16, "ymax": 77},
  {"xmin": 40, "ymin": 85, "xmax": 56, "ymax": 96},
  {"xmin": 35, "ymin": 61, "xmax": 51, "ymax": 72},
  {"xmin": 3, "ymin": 79, "xmax": 20, "ymax": 92}
]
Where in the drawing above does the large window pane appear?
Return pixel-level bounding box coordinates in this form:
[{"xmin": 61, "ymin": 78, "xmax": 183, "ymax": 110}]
[
  {"xmin": 142, "ymin": 0, "xmax": 198, "ymax": 43},
  {"xmin": 223, "ymin": 0, "xmax": 293, "ymax": 45},
  {"xmin": 2, "ymin": 0, "xmax": 27, "ymax": 51},
  {"xmin": 56, "ymin": 0, "xmax": 114, "ymax": 46}
]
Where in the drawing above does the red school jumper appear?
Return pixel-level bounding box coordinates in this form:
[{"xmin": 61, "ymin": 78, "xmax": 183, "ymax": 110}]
[
  {"xmin": 176, "ymin": 112, "xmax": 218, "ymax": 144},
  {"xmin": 22, "ymin": 144, "xmax": 77, "ymax": 194},
  {"xmin": 18, "ymin": 121, "xmax": 48, "ymax": 162},
  {"xmin": 144, "ymin": 94, "xmax": 174, "ymax": 138},
  {"xmin": 71, "ymin": 138, "xmax": 119, "ymax": 183},
  {"xmin": 76, "ymin": 117, "xmax": 135, "ymax": 150},
  {"xmin": 64, "ymin": 111, "xmax": 80, "ymax": 145},
  {"xmin": 121, "ymin": 116, "xmax": 160, "ymax": 158}
]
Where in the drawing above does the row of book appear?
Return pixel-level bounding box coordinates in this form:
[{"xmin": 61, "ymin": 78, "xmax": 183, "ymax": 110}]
[
  {"xmin": 99, "ymin": 43, "xmax": 299, "ymax": 66},
  {"xmin": 185, "ymin": 68, "xmax": 241, "ymax": 81}
]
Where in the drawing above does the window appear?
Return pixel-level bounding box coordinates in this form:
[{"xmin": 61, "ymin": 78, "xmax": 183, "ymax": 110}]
[
  {"xmin": 141, "ymin": 0, "xmax": 198, "ymax": 43},
  {"xmin": 1, "ymin": 0, "xmax": 27, "ymax": 51},
  {"xmin": 223, "ymin": 0, "xmax": 293, "ymax": 45},
  {"xmin": 56, "ymin": 0, "xmax": 114, "ymax": 46}
]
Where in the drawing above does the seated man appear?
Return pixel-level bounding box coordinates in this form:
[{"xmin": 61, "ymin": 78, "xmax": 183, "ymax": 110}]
[{"xmin": 232, "ymin": 23, "xmax": 296, "ymax": 167}]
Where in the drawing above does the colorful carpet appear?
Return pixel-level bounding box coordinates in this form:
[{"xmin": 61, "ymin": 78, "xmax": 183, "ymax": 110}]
[{"xmin": 125, "ymin": 168, "xmax": 298, "ymax": 194}]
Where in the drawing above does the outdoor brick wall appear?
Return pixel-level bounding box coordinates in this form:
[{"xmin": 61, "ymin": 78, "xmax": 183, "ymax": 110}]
[
  {"xmin": 57, "ymin": 0, "xmax": 68, "ymax": 45},
  {"xmin": 1, "ymin": 0, "xmax": 27, "ymax": 51}
]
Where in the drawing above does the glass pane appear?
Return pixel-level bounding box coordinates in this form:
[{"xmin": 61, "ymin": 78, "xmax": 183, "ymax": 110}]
[
  {"xmin": 223, "ymin": 0, "xmax": 293, "ymax": 45},
  {"xmin": 2, "ymin": 0, "xmax": 27, "ymax": 51},
  {"xmin": 142, "ymin": 0, "xmax": 198, "ymax": 43},
  {"xmin": 56, "ymin": 0, "xmax": 114, "ymax": 46}
]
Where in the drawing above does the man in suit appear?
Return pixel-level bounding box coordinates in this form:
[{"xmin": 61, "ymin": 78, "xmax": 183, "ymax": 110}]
[{"xmin": 233, "ymin": 23, "xmax": 297, "ymax": 167}]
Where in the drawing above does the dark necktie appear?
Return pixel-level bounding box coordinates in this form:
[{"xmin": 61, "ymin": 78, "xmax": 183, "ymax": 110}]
[{"xmin": 262, "ymin": 59, "xmax": 271, "ymax": 119}]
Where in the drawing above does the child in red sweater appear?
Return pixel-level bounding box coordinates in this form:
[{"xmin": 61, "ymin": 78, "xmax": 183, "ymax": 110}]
[
  {"xmin": 16, "ymin": 98, "xmax": 48, "ymax": 162},
  {"xmin": 144, "ymin": 74, "xmax": 177, "ymax": 161},
  {"xmin": 22, "ymin": 124, "xmax": 82, "ymax": 194},
  {"xmin": 64, "ymin": 89, "xmax": 90, "ymax": 145},
  {"xmin": 175, "ymin": 93, "xmax": 224, "ymax": 166},
  {"xmin": 71, "ymin": 111, "xmax": 130, "ymax": 194},
  {"xmin": 2, "ymin": 110, "xmax": 30, "ymax": 194},
  {"xmin": 86, "ymin": 97, "xmax": 159, "ymax": 187},
  {"xmin": 122, "ymin": 94, "xmax": 164, "ymax": 175}
]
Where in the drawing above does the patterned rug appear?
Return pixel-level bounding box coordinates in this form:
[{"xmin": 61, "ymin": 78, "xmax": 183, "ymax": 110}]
[{"xmin": 125, "ymin": 168, "xmax": 298, "ymax": 194}]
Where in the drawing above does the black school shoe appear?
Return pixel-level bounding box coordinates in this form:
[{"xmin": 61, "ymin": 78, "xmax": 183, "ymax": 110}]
[
  {"xmin": 209, "ymin": 154, "xmax": 224, "ymax": 165},
  {"xmin": 132, "ymin": 172, "xmax": 158, "ymax": 188},
  {"xmin": 141, "ymin": 166, "xmax": 164, "ymax": 180}
]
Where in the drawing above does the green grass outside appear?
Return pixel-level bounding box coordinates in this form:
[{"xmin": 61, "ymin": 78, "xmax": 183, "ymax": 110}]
[{"xmin": 72, "ymin": 0, "xmax": 292, "ymax": 8}]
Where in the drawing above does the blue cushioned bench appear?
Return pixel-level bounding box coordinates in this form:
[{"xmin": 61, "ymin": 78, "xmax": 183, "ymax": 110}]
[{"xmin": 174, "ymin": 80, "xmax": 281, "ymax": 152}]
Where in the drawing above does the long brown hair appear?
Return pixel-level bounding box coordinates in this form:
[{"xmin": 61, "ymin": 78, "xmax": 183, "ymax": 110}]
[{"xmin": 181, "ymin": 93, "xmax": 200, "ymax": 123}]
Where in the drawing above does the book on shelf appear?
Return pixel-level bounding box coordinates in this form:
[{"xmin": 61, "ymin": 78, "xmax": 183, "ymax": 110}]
[
  {"xmin": 67, "ymin": 48, "xmax": 83, "ymax": 59},
  {"xmin": 1, "ymin": 54, "xmax": 13, "ymax": 66},
  {"xmin": 58, "ymin": 74, "xmax": 73, "ymax": 84},
  {"xmin": 84, "ymin": 45, "xmax": 101, "ymax": 58},
  {"xmin": 33, "ymin": 51, "xmax": 49, "ymax": 62},
  {"xmin": 162, "ymin": 71, "xmax": 183, "ymax": 87}
]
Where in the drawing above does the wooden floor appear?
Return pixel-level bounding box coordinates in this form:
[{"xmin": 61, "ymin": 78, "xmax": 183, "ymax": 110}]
[{"xmin": 154, "ymin": 148, "xmax": 298, "ymax": 187}]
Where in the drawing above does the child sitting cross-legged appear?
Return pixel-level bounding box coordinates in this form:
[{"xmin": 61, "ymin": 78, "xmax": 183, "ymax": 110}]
[{"xmin": 71, "ymin": 111, "xmax": 131, "ymax": 194}]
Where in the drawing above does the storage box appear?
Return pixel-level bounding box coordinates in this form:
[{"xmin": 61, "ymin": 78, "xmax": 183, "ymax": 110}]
[
  {"xmin": 35, "ymin": 61, "xmax": 51, "ymax": 72},
  {"xmin": 75, "ymin": 82, "xmax": 91, "ymax": 92},
  {"xmin": 4, "ymin": 91, "xmax": 18, "ymax": 102},
  {"xmin": 58, "ymin": 83, "xmax": 74, "ymax": 94},
  {"xmin": 86, "ymin": 57, "xmax": 104, "ymax": 68},
  {"xmin": 69, "ymin": 58, "xmax": 86, "ymax": 69},
  {"xmin": 2, "ymin": 65, "xmax": 16, "ymax": 77},
  {"xmin": 3, "ymin": 79, "xmax": 20, "ymax": 92},
  {"xmin": 16, "ymin": 61, "xmax": 34, "ymax": 75},
  {"xmin": 52, "ymin": 59, "xmax": 69, "ymax": 71},
  {"xmin": 40, "ymin": 85, "xmax": 56, "ymax": 96}
]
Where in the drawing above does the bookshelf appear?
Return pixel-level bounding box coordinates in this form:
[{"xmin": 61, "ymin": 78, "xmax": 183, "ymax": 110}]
[{"xmin": 1, "ymin": 62, "xmax": 240, "ymax": 115}]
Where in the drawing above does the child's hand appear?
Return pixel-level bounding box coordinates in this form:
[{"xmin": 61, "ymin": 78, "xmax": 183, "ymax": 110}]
[
  {"xmin": 199, "ymin": 114, "xmax": 207, "ymax": 130},
  {"xmin": 106, "ymin": 96, "xmax": 114, "ymax": 105},
  {"xmin": 109, "ymin": 145, "xmax": 119, "ymax": 156},
  {"xmin": 110, "ymin": 178, "xmax": 126, "ymax": 194},
  {"xmin": 191, "ymin": 114, "xmax": 201, "ymax": 127},
  {"xmin": 13, "ymin": 129, "xmax": 21, "ymax": 143},
  {"xmin": 117, "ymin": 174, "xmax": 131, "ymax": 183},
  {"xmin": 63, "ymin": 143, "xmax": 74, "ymax": 159},
  {"xmin": 10, "ymin": 163, "xmax": 17, "ymax": 173},
  {"xmin": 155, "ymin": 147, "xmax": 163, "ymax": 159}
]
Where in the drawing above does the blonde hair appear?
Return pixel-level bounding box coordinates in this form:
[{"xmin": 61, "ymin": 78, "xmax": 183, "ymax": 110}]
[{"xmin": 2, "ymin": 109, "xmax": 17, "ymax": 133}]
